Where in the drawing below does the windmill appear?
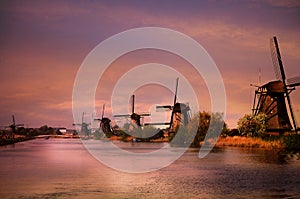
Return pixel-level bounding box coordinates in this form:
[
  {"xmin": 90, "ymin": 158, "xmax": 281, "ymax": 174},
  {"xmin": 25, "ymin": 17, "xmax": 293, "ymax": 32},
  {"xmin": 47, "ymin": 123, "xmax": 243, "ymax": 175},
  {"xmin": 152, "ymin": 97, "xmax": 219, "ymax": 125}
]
[
  {"xmin": 113, "ymin": 95, "xmax": 151, "ymax": 130},
  {"xmin": 252, "ymin": 36, "xmax": 300, "ymax": 133},
  {"xmin": 5, "ymin": 115, "xmax": 24, "ymax": 139},
  {"xmin": 145, "ymin": 78, "xmax": 191, "ymax": 136},
  {"xmin": 9, "ymin": 115, "xmax": 24, "ymax": 133},
  {"xmin": 94, "ymin": 104, "xmax": 113, "ymax": 135},
  {"xmin": 73, "ymin": 112, "xmax": 91, "ymax": 137}
]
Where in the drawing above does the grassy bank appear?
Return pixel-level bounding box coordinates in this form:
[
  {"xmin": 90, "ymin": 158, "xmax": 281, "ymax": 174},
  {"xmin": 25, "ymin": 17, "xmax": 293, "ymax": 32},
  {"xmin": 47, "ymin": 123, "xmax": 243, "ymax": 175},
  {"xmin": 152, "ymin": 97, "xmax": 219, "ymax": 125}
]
[
  {"xmin": 215, "ymin": 135, "xmax": 300, "ymax": 150},
  {"xmin": 216, "ymin": 136, "xmax": 283, "ymax": 149}
]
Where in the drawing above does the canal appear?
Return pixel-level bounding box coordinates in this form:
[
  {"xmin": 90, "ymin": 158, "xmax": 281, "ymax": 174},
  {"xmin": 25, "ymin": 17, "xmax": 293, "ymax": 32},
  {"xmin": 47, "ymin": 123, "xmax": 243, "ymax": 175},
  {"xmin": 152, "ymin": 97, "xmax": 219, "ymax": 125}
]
[{"xmin": 0, "ymin": 139, "xmax": 299, "ymax": 198}]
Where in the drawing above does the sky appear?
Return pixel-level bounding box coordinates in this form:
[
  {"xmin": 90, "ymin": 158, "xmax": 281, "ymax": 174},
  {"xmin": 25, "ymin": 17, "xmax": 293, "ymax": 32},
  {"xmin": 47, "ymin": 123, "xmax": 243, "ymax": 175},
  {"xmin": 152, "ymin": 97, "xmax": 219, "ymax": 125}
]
[{"xmin": 0, "ymin": 0, "xmax": 300, "ymax": 129}]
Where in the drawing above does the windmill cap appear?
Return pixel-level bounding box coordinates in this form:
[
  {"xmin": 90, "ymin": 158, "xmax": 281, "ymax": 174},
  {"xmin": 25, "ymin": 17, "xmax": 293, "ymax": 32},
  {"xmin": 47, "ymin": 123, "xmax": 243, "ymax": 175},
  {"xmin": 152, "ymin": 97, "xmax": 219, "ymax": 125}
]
[{"xmin": 260, "ymin": 80, "xmax": 285, "ymax": 93}]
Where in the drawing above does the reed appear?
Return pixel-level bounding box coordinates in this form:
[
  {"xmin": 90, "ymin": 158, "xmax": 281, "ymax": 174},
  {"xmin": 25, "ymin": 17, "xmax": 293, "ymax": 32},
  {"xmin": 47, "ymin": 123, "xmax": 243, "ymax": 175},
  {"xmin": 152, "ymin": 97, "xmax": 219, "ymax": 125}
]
[{"xmin": 215, "ymin": 136, "xmax": 283, "ymax": 149}]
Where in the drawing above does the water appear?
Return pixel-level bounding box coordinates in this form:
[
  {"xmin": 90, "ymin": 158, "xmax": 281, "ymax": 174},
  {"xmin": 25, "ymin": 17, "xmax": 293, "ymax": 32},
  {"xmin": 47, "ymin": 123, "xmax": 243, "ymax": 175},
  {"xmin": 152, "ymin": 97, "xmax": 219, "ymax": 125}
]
[{"xmin": 0, "ymin": 139, "xmax": 299, "ymax": 198}]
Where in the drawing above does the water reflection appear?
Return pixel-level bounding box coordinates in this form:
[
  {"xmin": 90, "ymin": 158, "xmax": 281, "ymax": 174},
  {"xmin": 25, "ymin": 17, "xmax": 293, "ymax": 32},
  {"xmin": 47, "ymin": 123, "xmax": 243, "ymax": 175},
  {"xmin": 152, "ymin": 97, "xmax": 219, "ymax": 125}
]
[{"xmin": 0, "ymin": 139, "xmax": 299, "ymax": 198}]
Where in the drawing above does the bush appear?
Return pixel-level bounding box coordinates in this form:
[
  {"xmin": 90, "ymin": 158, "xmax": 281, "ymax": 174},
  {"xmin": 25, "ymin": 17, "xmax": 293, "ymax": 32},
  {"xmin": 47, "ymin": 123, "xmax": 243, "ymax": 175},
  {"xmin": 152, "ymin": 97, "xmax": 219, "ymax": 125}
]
[
  {"xmin": 237, "ymin": 113, "xmax": 267, "ymax": 137},
  {"xmin": 185, "ymin": 111, "xmax": 228, "ymax": 148},
  {"xmin": 283, "ymin": 134, "xmax": 300, "ymax": 150}
]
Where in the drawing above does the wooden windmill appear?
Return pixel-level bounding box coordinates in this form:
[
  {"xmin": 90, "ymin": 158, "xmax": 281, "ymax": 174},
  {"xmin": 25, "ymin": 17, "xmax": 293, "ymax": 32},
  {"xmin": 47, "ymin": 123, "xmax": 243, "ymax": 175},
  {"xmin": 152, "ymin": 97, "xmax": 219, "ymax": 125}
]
[
  {"xmin": 113, "ymin": 95, "xmax": 151, "ymax": 129},
  {"xmin": 252, "ymin": 36, "xmax": 300, "ymax": 132},
  {"xmin": 73, "ymin": 112, "xmax": 91, "ymax": 137},
  {"xmin": 145, "ymin": 78, "xmax": 191, "ymax": 136},
  {"xmin": 94, "ymin": 104, "xmax": 113, "ymax": 135},
  {"xmin": 5, "ymin": 115, "xmax": 24, "ymax": 139},
  {"xmin": 9, "ymin": 115, "xmax": 24, "ymax": 133}
]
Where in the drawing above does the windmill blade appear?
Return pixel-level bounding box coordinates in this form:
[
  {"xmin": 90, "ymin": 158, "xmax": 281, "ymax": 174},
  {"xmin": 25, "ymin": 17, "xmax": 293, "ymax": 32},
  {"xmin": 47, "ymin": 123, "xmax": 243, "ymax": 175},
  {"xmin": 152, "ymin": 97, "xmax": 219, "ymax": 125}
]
[
  {"xmin": 101, "ymin": 104, "xmax": 105, "ymax": 119},
  {"xmin": 144, "ymin": 122, "xmax": 171, "ymax": 126},
  {"xmin": 113, "ymin": 114, "xmax": 131, "ymax": 118},
  {"xmin": 73, "ymin": 122, "xmax": 91, "ymax": 126},
  {"xmin": 12, "ymin": 115, "xmax": 16, "ymax": 125},
  {"xmin": 286, "ymin": 90, "xmax": 297, "ymax": 130},
  {"xmin": 138, "ymin": 113, "xmax": 151, "ymax": 117},
  {"xmin": 287, "ymin": 76, "xmax": 300, "ymax": 87},
  {"xmin": 169, "ymin": 78, "xmax": 179, "ymax": 129},
  {"xmin": 270, "ymin": 36, "xmax": 286, "ymax": 82},
  {"xmin": 81, "ymin": 112, "xmax": 85, "ymax": 124},
  {"xmin": 173, "ymin": 78, "xmax": 179, "ymax": 107},
  {"xmin": 270, "ymin": 38, "xmax": 281, "ymax": 80},
  {"xmin": 131, "ymin": 95, "xmax": 135, "ymax": 114},
  {"xmin": 156, "ymin": 105, "xmax": 172, "ymax": 110}
]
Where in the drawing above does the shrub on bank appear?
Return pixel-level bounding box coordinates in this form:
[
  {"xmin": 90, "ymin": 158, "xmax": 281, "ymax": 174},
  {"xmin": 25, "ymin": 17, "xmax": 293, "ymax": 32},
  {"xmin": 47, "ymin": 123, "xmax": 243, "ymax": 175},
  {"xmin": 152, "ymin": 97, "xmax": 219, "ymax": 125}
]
[
  {"xmin": 283, "ymin": 134, "xmax": 300, "ymax": 150},
  {"xmin": 169, "ymin": 111, "xmax": 228, "ymax": 148},
  {"xmin": 237, "ymin": 113, "xmax": 267, "ymax": 137}
]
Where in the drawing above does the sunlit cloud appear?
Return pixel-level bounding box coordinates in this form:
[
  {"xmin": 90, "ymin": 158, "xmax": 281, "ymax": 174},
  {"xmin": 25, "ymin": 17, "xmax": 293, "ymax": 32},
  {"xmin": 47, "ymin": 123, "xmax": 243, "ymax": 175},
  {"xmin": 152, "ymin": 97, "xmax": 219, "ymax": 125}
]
[{"xmin": 0, "ymin": 0, "xmax": 299, "ymax": 129}]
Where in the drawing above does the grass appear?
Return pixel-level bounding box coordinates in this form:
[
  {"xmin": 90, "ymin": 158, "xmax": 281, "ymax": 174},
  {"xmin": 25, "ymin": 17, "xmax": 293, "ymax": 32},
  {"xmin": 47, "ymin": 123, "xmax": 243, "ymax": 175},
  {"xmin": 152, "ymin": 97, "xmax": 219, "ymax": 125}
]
[{"xmin": 215, "ymin": 136, "xmax": 283, "ymax": 149}]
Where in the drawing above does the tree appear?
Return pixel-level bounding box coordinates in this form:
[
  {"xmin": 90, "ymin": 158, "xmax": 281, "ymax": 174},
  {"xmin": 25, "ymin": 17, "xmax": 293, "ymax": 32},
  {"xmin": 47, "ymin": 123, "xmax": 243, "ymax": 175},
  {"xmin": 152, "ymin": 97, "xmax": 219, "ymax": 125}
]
[
  {"xmin": 38, "ymin": 125, "xmax": 55, "ymax": 135},
  {"xmin": 170, "ymin": 111, "xmax": 228, "ymax": 148},
  {"xmin": 188, "ymin": 111, "xmax": 228, "ymax": 148},
  {"xmin": 237, "ymin": 113, "xmax": 267, "ymax": 137}
]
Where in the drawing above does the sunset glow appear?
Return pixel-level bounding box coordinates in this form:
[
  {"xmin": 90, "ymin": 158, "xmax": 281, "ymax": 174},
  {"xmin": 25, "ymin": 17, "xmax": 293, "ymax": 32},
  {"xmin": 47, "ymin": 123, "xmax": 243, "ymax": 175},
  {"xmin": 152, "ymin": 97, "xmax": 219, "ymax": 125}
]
[{"xmin": 1, "ymin": 0, "xmax": 299, "ymax": 129}]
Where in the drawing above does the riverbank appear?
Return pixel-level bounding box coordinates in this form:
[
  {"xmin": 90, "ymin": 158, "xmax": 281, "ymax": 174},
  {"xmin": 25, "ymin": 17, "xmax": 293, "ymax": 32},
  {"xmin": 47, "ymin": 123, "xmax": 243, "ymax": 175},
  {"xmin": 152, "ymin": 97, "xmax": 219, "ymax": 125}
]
[
  {"xmin": 108, "ymin": 135, "xmax": 168, "ymax": 142},
  {"xmin": 0, "ymin": 134, "xmax": 80, "ymax": 146},
  {"xmin": 0, "ymin": 136, "xmax": 34, "ymax": 146},
  {"xmin": 108, "ymin": 134, "xmax": 300, "ymax": 150},
  {"xmin": 215, "ymin": 135, "xmax": 300, "ymax": 151},
  {"xmin": 215, "ymin": 136, "xmax": 283, "ymax": 149}
]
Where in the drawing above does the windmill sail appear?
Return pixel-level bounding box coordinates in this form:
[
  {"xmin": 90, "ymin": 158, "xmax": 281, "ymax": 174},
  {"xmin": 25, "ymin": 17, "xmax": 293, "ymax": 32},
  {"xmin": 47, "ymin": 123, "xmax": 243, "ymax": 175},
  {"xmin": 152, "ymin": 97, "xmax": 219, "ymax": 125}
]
[
  {"xmin": 169, "ymin": 78, "xmax": 179, "ymax": 130},
  {"xmin": 113, "ymin": 95, "xmax": 150, "ymax": 127},
  {"xmin": 287, "ymin": 76, "xmax": 300, "ymax": 87},
  {"xmin": 270, "ymin": 36, "xmax": 286, "ymax": 82}
]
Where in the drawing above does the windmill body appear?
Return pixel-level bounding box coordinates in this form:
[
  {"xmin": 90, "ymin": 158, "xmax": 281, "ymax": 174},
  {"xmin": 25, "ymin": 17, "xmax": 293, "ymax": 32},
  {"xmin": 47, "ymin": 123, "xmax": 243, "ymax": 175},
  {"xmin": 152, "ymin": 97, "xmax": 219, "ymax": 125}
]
[
  {"xmin": 73, "ymin": 112, "xmax": 91, "ymax": 137},
  {"xmin": 94, "ymin": 104, "xmax": 113, "ymax": 136},
  {"xmin": 252, "ymin": 36, "xmax": 299, "ymax": 132},
  {"xmin": 99, "ymin": 118, "xmax": 112, "ymax": 134},
  {"xmin": 150, "ymin": 78, "xmax": 191, "ymax": 136},
  {"xmin": 166, "ymin": 102, "xmax": 190, "ymax": 134},
  {"xmin": 253, "ymin": 81, "xmax": 292, "ymax": 131}
]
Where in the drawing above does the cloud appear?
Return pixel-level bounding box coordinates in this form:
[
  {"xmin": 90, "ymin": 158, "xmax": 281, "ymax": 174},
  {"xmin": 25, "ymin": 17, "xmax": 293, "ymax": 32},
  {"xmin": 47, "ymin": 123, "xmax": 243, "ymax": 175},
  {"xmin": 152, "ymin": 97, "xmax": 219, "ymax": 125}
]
[
  {"xmin": 261, "ymin": 0, "xmax": 300, "ymax": 8},
  {"xmin": 0, "ymin": 1, "xmax": 299, "ymax": 129}
]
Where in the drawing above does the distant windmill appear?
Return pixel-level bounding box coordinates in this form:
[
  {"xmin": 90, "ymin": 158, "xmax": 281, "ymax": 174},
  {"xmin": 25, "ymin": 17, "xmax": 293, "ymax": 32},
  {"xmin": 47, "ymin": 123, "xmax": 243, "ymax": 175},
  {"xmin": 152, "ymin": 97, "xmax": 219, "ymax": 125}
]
[
  {"xmin": 9, "ymin": 115, "xmax": 24, "ymax": 133},
  {"xmin": 3, "ymin": 115, "xmax": 24, "ymax": 139},
  {"xmin": 145, "ymin": 78, "xmax": 191, "ymax": 136},
  {"xmin": 94, "ymin": 104, "xmax": 113, "ymax": 135},
  {"xmin": 113, "ymin": 95, "xmax": 151, "ymax": 129},
  {"xmin": 252, "ymin": 36, "xmax": 300, "ymax": 132},
  {"xmin": 73, "ymin": 112, "xmax": 91, "ymax": 137}
]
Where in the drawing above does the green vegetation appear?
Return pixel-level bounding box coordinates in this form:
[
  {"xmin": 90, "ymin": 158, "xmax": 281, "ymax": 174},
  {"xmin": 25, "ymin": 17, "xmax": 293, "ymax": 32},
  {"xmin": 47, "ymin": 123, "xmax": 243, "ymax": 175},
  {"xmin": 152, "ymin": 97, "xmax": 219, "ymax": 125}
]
[
  {"xmin": 168, "ymin": 112, "xmax": 300, "ymax": 151},
  {"xmin": 115, "ymin": 126, "xmax": 164, "ymax": 142},
  {"xmin": 283, "ymin": 134, "xmax": 300, "ymax": 150},
  {"xmin": 170, "ymin": 111, "xmax": 228, "ymax": 148},
  {"xmin": 0, "ymin": 125, "xmax": 71, "ymax": 146},
  {"xmin": 233, "ymin": 113, "xmax": 300, "ymax": 151},
  {"xmin": 237, "ymin": 113, "xmax": 267, "ymax": 137},
  {"xmin": 216, "ymin": 136, "xmax": 282, "ymax": 149}
]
